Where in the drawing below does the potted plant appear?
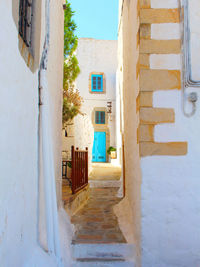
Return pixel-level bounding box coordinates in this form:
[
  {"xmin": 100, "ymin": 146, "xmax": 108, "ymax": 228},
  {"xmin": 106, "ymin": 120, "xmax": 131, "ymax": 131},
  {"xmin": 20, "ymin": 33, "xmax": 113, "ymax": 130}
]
[{"xmin": 107, "ymin": 146, "xmax": 117, "ymax": 160}]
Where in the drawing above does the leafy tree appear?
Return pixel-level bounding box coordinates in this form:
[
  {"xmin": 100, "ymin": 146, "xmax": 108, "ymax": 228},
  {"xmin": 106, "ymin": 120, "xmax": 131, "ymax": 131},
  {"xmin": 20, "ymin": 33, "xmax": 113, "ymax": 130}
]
[
  {"xmin": 63, "ymin": 0, "xmax": 82, "ymax": 124},
  {"xmin": 64, "ymin": 1, "xmax": 77, "ymax": 58}
]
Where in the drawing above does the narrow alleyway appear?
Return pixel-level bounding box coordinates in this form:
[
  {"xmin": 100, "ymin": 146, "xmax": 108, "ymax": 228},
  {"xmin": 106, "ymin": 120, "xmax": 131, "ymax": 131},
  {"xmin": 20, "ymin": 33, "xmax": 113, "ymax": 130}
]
[{"xmin": 71, "ymin": 187, "xmax": 126, "ymax": 244}]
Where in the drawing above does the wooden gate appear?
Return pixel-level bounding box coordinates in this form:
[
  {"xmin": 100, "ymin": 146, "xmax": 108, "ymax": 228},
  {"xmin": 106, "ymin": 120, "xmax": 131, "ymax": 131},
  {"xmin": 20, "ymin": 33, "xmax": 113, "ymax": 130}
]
[{"xmin": 71, "ymin": 146, "xmax": 88, "ymax": 194}]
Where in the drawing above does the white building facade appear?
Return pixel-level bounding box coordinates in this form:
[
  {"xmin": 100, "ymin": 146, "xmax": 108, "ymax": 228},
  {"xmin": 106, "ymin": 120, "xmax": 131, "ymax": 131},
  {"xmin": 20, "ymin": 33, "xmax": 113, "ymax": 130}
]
[{"xmin": 74, "ymin": 38, "xmax": 118, "ymax": 166}]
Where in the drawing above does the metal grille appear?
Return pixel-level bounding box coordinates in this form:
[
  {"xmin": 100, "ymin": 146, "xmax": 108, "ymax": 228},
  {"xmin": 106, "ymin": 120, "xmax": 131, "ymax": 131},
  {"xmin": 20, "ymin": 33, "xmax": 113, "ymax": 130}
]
[{"xmin": 19, "ymin": 0, "xmax": 33, "ymax": 48}]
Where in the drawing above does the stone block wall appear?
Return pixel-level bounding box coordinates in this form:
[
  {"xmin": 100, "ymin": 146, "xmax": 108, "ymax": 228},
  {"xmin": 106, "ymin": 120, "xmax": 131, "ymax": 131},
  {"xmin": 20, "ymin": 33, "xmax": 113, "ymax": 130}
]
[
  {"xmin": 139, "ymin": 0, "xmax": 187, "ymax": 157},
  {"xmin": 139, "ymin": 1, "xmax": 200, "ymax": 266}
]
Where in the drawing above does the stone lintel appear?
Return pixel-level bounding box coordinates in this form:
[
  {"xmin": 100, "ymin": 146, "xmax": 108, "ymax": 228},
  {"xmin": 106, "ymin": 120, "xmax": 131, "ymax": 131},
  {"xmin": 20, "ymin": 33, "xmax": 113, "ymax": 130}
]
[
  {"xmin": 140, "ymin": 142, "xmax": 188, "ymax": 157},
  {"xmin": 140, "ymin": 69, "xmax": 181, "ymax": 91},
  {"xmin": 140, "ymin": 8, "xmax": 180, "ymax": 24},
  {"xmin": 140, "ymin": 107, "xmax": 175, "ymax": 124},
  {"xmin": 140, "ymin": 40, "xmax": 181, "ymax": 54}
]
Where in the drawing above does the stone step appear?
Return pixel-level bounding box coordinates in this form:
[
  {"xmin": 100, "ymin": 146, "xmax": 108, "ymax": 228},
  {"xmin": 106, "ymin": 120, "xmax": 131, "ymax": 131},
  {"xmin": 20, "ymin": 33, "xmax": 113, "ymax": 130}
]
[
  {"xmin": 73, "ymin": 260, "xmax": 135, "ymax": 267},
  {"xmin": 72, "ymin": 243, "xmax": 135, "ymax": 261}
]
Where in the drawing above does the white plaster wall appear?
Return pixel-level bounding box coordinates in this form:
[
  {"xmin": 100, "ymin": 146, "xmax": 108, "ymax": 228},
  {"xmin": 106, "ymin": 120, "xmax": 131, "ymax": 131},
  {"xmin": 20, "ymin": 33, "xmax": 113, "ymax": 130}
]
[
  {"xmin": 0, "ymin": 2, "xmax": 39, "ymax": 266},
  {"xmin": 151, "ymin": 0, "xmax": 178, "ymax": 8},
  {"xmin": 0, "ymin": 1, "xmax": 67, "ymax": 266},
  {"xmin": 62, "ymin": 134, "xmax": 74, "ymax": 157},
  {"xmin": 141, "ymin": 89, "xmax": 200, "ymax": 267},
  {"xmin": 141, "ymin": 2, "xmax": 200, "ymax": 265},
  {"xmin": 76, "ymin": 38, "xmax": 117, "ymax": 101},
  {"xmin": 150, "ymin": 54, "xmax": 181, "ymax": 70},
  {"xmin": 151, "ymin": 23, "xmax": 180, "ymax": 40},
  {"xmin": 74, "ymin": 39, "xmax": 117, "ymax": 165}
]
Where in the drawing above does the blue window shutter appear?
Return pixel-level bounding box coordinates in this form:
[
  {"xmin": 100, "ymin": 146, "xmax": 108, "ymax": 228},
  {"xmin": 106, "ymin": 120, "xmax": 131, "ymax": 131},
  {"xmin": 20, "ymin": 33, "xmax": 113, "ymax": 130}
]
[{"xmin": 91, "ymin": 74, "xmax": 103, "ymax": 92}]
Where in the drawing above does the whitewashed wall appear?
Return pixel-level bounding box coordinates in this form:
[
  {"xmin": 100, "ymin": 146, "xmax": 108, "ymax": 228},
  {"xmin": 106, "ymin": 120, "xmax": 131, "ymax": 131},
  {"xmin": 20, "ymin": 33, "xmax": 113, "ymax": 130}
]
[
  {"xmin": 0, "ymin": 2, "xmax": 39, "ymax": 266},
  {"xmin": 142, "ymin": 91, "xmax": 200, "ymax": 267},
  {"xmin": 0, "ymin": 1, "xmax": 67, "ymax": 266},
  {"xmin": 141, "ymin": 1, "xmax": 200, "ymax": 266},
  {"xmin": 74, "ymin": 38, "xmax": 118, "ymax": 167}
]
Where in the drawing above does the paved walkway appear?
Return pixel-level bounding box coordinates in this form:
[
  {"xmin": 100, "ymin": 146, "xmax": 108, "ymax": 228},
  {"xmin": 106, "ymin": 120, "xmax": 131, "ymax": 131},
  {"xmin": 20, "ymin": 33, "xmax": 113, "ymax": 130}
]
[
  {"xmin": 89, "ymin": 163, "xmax": 121, "ymax": 181},
  {"xmin": 71, "ymin": 187, "xmax": 126, "ymax": 244}
]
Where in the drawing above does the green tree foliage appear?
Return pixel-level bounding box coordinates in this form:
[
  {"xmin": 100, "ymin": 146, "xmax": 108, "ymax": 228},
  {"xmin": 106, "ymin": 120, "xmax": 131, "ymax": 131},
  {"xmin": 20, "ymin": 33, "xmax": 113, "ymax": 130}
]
[
  {"xmin": 63, "ymin": 0, "xmax": 82, "ymax": 124},
  {"xmin": 64, "ymin": 1, "xmax": 77, "ymax": 58}
]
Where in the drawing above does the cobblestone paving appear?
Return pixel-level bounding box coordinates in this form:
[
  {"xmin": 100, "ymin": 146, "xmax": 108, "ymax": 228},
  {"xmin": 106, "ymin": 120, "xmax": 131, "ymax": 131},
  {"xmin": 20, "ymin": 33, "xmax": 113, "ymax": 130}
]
[{"xmin": 71, "ymin": 188, "xmax": 126, "ymax": 244}]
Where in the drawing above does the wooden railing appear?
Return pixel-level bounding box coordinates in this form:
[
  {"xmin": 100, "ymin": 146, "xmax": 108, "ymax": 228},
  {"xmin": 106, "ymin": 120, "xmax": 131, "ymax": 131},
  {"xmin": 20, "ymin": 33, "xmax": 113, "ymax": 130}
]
[{"xmin": 71, "ymin": 146, "xmax": 88, "ymax": 194}]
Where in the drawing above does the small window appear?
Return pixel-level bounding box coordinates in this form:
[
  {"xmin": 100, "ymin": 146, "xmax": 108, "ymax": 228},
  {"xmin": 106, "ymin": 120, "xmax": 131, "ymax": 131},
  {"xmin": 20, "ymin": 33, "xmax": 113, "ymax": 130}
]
[
  {"xmin": 92, "ymin": 74, "xmax": 103, "ymax": 92},
  {"xmin": 95, "ymin": 111, "xmax": 105, "ymax": 124},
  {"xmin": 19, "ymin": 0, "xmax": 33, "ymax": 48}
]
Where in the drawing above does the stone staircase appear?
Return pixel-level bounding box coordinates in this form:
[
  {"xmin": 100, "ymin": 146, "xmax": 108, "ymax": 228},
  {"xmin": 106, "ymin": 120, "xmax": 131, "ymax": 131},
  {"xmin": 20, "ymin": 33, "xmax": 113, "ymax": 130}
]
[
  {"xmin": 70, "ymin": 188, "xmax": 136, "ymax": 266},
  {"xmin": 72, "ymin": 243, "xmax": 136, "ymax": 267}
]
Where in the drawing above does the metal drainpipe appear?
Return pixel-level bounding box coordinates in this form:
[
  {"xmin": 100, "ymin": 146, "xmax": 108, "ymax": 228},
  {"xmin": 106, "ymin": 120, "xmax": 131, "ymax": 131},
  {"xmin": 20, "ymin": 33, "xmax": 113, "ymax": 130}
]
[
  {"xmin": 38, "ymin": 0, "xmax": 62, "ymax": 264},
  {"xmin": 178, "ymin": 0, "xmax": 198, "ymax": 117}
]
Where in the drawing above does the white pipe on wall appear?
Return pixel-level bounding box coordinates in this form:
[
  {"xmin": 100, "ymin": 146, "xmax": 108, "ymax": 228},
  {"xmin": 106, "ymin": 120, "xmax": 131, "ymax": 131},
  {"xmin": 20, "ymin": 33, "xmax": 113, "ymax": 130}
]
[
  {"xmin": 179, "ymin": 0, "xmax": 198, "ymax": 117},
  {"xmin": 38, "ymin": 0, "xmax": 62, "ymax": 264},
  {"xmin": 40, "ymin": 70, "xmax": 61, "ymax": 261}
]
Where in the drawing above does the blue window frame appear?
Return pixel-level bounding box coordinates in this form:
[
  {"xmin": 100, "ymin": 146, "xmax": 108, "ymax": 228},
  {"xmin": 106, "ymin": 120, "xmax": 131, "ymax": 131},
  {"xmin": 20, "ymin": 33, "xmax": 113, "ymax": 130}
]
[
  {"xmin": 95, "ymin": 111, "xmax": 105, "ymax": 124},
  {"xmin": 91, "ymin": 74, "xmax": 103, "ymax": 92}
]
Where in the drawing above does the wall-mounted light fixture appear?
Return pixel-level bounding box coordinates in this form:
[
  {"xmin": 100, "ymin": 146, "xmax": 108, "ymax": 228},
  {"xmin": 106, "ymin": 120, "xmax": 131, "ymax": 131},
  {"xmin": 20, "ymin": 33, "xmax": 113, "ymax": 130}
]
[{"xmin": 107, "ymin": 101, "xmax": 112, "ymax": 114}]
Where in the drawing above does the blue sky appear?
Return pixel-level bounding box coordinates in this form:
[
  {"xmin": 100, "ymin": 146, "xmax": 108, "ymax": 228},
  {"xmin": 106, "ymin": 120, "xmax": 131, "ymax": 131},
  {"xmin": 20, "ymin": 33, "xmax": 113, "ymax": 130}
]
[{"xmin": 69, "ymin": 0, "xmax": 119, "ymax": 40}]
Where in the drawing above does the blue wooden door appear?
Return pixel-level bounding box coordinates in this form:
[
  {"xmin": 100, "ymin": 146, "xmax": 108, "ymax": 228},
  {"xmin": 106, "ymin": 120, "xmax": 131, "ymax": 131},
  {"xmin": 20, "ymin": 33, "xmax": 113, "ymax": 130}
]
[{"xmin": 92, "ymin": 132, "xmax": 106, "ymax": 162}]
